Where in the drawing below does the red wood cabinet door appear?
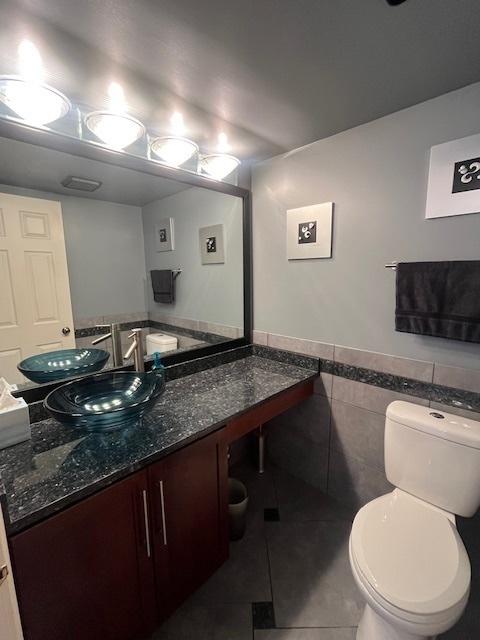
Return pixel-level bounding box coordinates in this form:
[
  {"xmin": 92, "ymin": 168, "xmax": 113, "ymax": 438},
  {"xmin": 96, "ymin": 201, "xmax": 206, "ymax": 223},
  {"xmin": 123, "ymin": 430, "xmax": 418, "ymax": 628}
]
[
  {"xmin": 10, "ymin": 471, "xmax": 157, "ymax": 640},
  {"xmin": 149, "ymin": 432, "xmax": 227, "ymax": 618}
]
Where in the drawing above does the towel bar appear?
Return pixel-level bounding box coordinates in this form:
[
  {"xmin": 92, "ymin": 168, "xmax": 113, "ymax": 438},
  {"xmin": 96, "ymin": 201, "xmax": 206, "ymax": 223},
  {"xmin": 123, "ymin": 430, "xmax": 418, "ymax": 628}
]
[{"xmin": 385, "ymin": 262, "xmax": 398, "ymax": 270}]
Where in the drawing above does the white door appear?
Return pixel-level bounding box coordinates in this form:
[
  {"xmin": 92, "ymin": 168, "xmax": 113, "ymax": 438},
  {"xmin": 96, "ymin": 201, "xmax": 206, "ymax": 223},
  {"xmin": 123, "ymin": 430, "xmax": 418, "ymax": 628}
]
[
  {"xmin": 0, "ymin": 509, "xmax": 23, "ymax": 640},
  {"xmin": 0, "ymin": 193, "xmax": 75, "ymax": 384}
]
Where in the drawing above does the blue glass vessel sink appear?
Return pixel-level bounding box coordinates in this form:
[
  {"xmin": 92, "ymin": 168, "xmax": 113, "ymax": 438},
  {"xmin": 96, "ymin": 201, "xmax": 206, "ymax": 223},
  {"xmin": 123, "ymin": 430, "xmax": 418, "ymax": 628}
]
[
  {"xmin": 18, "ymin": 348, "xmax": 110, "ymax": 384},
  {"xmin": 44, "ymin": 370, "xmax": 166, "ymax": 431}
]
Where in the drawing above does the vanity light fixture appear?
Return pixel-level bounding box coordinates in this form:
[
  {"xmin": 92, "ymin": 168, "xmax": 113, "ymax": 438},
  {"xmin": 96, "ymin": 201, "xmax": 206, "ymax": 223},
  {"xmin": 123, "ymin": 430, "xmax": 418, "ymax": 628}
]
[
  {"xmin": 84, "ymin": 81, "xmax": 145, "ymax": 150},
  {"xmin": 0, "ymin": 41, "xmax": 70, "ymax": 126},
  {"xmin": 200, "ymin": 153, "xmax": 241, "ymax": 180},
  {"xmin": 0, "ymin": 77, "xmax": 71, "ymax": 126},
  {"xmin": 149, "ymin": 111, "xmax": 198, "ymax": 167},
  {"xmin": 150, "ymin": 136, "xmax": 199, "ymax": 167},
  {"xmin": 200, "ymin": 132, "xmax": 241, "ymax": 180},
  {"xmin": 85, "ymin": 110, "xmax": 145, "ymax": 150}
]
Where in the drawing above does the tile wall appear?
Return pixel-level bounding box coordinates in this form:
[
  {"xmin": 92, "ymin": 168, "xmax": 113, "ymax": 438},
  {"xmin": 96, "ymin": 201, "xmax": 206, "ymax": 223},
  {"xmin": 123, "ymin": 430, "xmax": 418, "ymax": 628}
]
[{"xmin": 254, "ymin": 331, "xmax": 480, "ymax": 510}]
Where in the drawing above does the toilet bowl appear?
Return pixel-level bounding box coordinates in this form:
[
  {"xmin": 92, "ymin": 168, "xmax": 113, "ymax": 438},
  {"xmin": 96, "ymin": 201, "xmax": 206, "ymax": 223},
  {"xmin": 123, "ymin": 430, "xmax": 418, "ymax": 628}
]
[
  {"xmin": 349, "ymin": 490, "xmax": 470, "ymax": 639},
  {"xmin": 348, "ymin": 402, "xmax": 480, "ymax": 640}
]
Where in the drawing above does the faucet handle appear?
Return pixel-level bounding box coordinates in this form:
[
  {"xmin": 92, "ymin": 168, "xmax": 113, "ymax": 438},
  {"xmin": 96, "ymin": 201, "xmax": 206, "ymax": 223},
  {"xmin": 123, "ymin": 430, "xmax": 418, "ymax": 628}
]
[{"xmin": 92, "ymin": 332, "xmax": 111, "ymax": 346}]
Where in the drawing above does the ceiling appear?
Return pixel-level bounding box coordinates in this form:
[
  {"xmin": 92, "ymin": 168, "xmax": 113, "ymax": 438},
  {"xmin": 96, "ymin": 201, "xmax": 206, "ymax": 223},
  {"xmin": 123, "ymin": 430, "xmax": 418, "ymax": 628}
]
[
  {"xmin": 0, "ymin": 136, "xmax": 190, "ymax": 206},
  {"xmin": 1, "ymin": 0, "xmax": 480, "ymax": 160}
]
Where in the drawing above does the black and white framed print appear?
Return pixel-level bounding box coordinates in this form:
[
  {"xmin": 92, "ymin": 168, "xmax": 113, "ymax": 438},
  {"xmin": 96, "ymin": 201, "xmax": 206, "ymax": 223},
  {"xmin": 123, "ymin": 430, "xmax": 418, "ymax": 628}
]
[
  {"xmin": 155, "ymin": 217, "xmax": 174, "ymax": 251},
  {"xmin": 287, "ymin": 203, "xmax": 333, "ymax": 260},
  {"xmin": 426, "ymin": 133, "xmax": 480, "ymax": 219},
  {"xmin": 199, "ymin": 224, "xmax": 225, "ymax": 264}
]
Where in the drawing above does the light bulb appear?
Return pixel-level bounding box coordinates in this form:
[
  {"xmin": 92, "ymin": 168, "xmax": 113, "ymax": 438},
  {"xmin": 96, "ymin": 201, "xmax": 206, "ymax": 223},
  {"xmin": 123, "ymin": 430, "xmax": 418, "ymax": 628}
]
[
  {"xmin": 218, "ymin": 132, "xmax": 230, "ymax": 153},
  {"xmin": 170, "ymin": 111, "xmax": 186, "ymax": 136},
  {"xmin": 18, "ymin": 39, "xmax": 44, "ymax": 83},
  {"xmin": 107, "ymin": 81, "xmax": 126, "ymax": 112}
]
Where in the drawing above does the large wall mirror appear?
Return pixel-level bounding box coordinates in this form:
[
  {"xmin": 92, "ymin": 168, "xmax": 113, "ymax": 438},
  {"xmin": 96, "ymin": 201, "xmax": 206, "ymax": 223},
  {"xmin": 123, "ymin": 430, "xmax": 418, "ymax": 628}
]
[{"xmin": 0, "ymin": 124, "xmax": 251, "ymax": 395}]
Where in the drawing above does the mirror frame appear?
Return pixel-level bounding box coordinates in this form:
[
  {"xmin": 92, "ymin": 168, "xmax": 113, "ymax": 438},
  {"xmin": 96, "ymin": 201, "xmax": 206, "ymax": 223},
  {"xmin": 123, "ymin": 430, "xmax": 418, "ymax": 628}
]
[{"xmin": 0, "ymin": 118, "xmax": 252, "ymax": 403}]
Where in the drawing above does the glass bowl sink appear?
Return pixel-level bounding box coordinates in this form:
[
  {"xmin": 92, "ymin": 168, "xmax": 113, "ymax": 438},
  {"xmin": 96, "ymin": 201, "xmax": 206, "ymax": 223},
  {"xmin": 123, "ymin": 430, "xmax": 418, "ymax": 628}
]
[
  {"xmin": 18, "ymin": 348, "xmax": 110, "ymax": 384},
  {"xmin": 44, "ymin": 370, "xmax": 166, "ymax": 431}
]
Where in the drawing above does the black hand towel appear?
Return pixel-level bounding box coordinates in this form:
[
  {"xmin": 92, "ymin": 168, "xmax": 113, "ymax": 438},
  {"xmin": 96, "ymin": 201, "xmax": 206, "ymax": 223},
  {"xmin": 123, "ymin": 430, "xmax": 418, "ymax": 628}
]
[
  {"xmin": 151, "ymin": 269, "xmax": 175, "ymax": 304},
  {"xmin": 395, "ymin": 261, "xmax": 480, "ymax": 343}
]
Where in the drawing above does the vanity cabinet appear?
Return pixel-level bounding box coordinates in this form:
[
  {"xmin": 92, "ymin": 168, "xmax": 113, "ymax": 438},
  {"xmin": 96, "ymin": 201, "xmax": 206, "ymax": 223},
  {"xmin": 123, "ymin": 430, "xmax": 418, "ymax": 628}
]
[
  {"xmin": 9, "ymin": 430, "xmax": 226, "ymax": 640},
  {"xmin": 9, "ymin": 471, "xmax": 156, "ymax": 640}
]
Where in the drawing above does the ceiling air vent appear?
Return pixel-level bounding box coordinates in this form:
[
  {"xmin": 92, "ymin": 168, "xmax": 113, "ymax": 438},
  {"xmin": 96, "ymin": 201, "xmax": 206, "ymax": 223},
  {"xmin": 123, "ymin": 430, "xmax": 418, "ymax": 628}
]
[{"xmin": 61, "ymin": 176, "xmax": 102, "ymax": 192}]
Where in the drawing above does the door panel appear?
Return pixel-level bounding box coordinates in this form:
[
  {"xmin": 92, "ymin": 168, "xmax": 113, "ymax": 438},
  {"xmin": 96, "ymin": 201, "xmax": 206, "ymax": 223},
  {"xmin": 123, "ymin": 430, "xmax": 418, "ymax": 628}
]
[
  {"xmin": 10, "ymin": 472, "xmax": 156, "ymax": 640},
  {"xmin": 0, "ymin": 250, "xmax": 17, "ymax": 326},
  {"xmin": 149, "ymin": 433, "xmax": 224, "ymax": 618},
  {"xmin": 25, "ymin": 251, "xmax": 59, "ymax": 323},
  {"xmin": 0, "ymin": 193, "xmax": 75, "ymax": 383}
]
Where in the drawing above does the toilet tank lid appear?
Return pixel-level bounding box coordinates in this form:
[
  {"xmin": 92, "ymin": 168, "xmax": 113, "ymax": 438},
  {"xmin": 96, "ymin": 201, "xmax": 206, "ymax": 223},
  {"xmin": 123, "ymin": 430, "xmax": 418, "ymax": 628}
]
[
  {"xmin": 146, "ymin": 333, "xmax": 178, "ymax": 345},
  {"xmin": 387, "ymin": 401, "xmax": 480, "ymax": 450}
]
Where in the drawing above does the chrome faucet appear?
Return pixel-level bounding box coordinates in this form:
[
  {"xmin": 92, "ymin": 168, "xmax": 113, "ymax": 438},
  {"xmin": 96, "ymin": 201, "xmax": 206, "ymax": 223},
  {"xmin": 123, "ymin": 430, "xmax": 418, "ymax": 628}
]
[
  {"xmin": 92, "ymin": 323, "xmax": 123, "ymax": 367},
  {"xmin": 124, "ymin": 328, "xmax": 145, "ymax": 372}
]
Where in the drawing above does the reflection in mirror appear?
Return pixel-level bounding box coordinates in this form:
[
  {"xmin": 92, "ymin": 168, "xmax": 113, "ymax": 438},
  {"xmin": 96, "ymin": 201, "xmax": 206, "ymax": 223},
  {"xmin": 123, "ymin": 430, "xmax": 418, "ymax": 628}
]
[{"xmin": 0, "ymin": 136, "xmax": 244, "ymax": 390}]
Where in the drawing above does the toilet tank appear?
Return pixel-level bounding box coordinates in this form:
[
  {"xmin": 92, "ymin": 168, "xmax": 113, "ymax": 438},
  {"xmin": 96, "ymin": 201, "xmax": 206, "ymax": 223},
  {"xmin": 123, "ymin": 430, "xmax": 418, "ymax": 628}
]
[{"xmin": 385, "ymin": 401, "xmax": 480, "ymax": 517}]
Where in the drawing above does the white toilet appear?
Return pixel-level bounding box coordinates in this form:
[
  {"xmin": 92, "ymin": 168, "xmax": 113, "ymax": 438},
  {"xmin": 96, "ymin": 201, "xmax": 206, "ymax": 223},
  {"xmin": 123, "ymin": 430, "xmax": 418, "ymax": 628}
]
[{"xmin": 349, "ymin": 400, "xmax": 480, "ymax": 640}]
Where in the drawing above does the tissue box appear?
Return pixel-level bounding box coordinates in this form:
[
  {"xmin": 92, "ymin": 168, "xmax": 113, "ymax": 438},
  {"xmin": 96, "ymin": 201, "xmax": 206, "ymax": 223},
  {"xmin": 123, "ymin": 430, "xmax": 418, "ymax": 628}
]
[{"xmin": 0, "ymin": 399, "xmax": 30, "ymax": 450}]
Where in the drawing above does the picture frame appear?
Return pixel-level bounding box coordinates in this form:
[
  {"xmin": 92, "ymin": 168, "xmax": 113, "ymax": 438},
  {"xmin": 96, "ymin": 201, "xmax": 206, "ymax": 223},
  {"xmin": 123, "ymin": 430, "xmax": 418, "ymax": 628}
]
[
  {"xmin": 425, "ymin": 133, "xmax": 480, "ymax": 219},
  {"xmin": 155, "ymin": 217, "xmax": 174, "ymax": 251},
  {"xmin": 286, "ymin": 202, "xmax": 333, "ymax": 260},
  {"xmin": 199, "ymin": 224, "xmax": 225, "ymax": 264}
]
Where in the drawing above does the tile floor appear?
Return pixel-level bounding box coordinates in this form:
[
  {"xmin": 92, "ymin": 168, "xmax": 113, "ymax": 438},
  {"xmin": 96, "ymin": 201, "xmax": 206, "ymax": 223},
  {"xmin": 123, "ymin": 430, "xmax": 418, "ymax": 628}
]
[{"xmin": 151, "ymin": 461, "xmax": 480, "ymax": 640}]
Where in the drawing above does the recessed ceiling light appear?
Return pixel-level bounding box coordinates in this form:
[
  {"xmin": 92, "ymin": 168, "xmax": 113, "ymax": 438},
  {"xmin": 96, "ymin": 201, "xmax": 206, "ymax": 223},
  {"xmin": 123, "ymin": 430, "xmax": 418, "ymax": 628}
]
[
  {"xmin": 85, "ymin": 110, "xmax": 145, "ymax": 150},
  {"xmin": 0, "ymin": 76, "xmax": 71, "ymax": 126},
  {"xmin": 150, "ymin": 136, "xmax": 199, "ymax": 167},
  {"xmin": 200, "ymin": 154, "xmax": 241, "ymax": 180}
]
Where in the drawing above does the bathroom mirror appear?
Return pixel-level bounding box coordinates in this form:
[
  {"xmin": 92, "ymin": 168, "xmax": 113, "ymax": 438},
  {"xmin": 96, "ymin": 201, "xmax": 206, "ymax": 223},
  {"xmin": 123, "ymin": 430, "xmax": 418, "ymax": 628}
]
[{"xmin": 0, "ymin": 123, "xmax": 251, "ymax": 394}]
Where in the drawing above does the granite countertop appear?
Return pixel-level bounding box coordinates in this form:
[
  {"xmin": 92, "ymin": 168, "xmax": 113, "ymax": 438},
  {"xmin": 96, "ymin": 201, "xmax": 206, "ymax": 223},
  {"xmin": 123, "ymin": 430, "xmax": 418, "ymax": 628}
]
[{"xmin": 0, "ymin": 353, "xmax": 316, "ymax": 534}]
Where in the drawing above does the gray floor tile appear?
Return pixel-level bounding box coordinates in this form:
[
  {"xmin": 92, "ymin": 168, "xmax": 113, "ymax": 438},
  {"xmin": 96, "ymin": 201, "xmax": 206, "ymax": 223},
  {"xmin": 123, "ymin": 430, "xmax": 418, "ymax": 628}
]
[
  {"xmin": 191, "ymin": 531, "xmax": 272, "ymax": 604},
  {"xmin": 255, "ymin": 629, "xmax": 356, "ymax": 640},
  {"xmin": 230, "ymin": 461, "xmax": 278, "ymax": 536},
  {"xmin": 151, "ymin": 601, "xmax": 252, "ymax": 640},
  {"xmin": 273, "ymin": 466, "xmax": 354, "ymax": 523},
  {"xmin": 267, "ymin": 520, "xmax": 363, "ymax": 627}
]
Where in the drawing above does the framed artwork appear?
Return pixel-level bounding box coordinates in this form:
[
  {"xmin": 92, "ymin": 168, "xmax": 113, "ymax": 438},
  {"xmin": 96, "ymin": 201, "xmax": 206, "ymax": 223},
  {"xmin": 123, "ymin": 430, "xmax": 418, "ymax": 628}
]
[
  {"xmin": 155, "ymin": 218, "xmax": 174, "ymax": 251},
  {"xmin": 199, "ymin": 224, "xmax": 225, "ymax": 264},
  {"xmin": 426, "ymin": 133, "xmax": 480, "ymax": 219},
  {"xmin": 286, "ymin": 202, "xmax": 333, "ymax": 260}
]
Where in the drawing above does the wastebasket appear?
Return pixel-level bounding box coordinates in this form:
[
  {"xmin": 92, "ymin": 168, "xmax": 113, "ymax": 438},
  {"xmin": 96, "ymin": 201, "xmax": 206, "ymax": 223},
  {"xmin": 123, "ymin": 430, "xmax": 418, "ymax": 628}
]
[{"xmin": 228, "ymin": 478, "xmax": 248, "ymax": 541}]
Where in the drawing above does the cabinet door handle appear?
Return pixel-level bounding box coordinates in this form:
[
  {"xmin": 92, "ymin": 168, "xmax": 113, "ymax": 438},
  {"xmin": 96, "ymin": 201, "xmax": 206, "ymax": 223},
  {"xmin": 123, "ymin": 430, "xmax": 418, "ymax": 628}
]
[
  {"xmin": 0, "ymin": 563, "xmax": 8, "ymax": 587},
  {"xmin": 141, "ymin": 489, "xmax": 152, "ymax": 558},
  {"xmin": 159, "ymin": 480, "xmax": 168, "ymax": 546}
]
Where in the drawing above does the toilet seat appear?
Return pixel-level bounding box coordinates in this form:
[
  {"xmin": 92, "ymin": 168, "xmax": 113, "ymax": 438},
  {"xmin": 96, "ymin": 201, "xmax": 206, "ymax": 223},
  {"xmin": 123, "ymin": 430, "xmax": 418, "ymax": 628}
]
[{"xmin": 350, "ymin": 490, "xmax": 471, "ymax": 626}]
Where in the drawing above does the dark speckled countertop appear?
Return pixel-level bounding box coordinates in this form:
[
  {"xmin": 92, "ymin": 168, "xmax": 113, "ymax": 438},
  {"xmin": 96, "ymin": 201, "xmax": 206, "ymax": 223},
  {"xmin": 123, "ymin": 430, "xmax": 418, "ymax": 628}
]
[{"xmin": 0, "ymin": 353, "xmax": 317, "ymax": 534}]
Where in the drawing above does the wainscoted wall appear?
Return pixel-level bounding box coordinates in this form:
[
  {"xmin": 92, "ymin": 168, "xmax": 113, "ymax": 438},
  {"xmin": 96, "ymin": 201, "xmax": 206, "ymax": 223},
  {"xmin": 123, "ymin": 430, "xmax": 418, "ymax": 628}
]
[{"xmin": 255, "ymin": 331, "xmax": 480, "ymax": 510}]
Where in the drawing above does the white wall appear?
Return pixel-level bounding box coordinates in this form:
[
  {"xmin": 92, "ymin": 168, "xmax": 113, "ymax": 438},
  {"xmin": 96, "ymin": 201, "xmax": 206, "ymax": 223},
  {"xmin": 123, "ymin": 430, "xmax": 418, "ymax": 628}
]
[
  {"xmin": 0, "ymin": 185, "xmax": 147, "ymax": 320},
  {"xmin": 253, "ymin": 82, "xmax": 480, "ymax": 369},
  {"xmin": 142, "ymin": 187, "xmax": 244, "ymax": 329}
]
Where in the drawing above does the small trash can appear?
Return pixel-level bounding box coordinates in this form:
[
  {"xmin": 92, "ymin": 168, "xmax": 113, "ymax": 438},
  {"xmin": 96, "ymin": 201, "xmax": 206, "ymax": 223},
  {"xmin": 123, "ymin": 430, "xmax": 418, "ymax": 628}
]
[{"xmin": 228, "ymin": 478, "xmax": 248, "ymax": 541}]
